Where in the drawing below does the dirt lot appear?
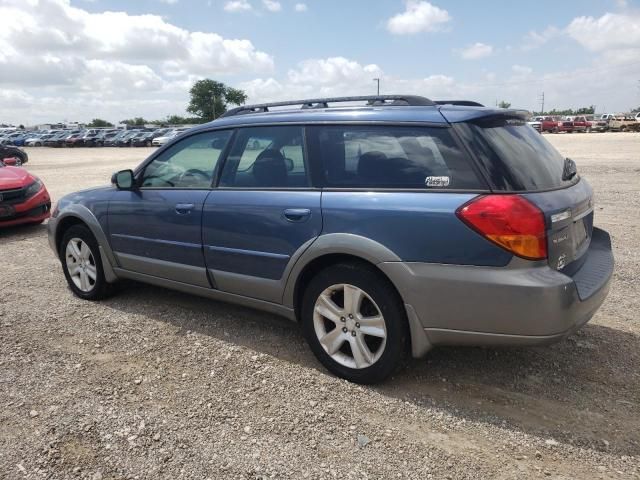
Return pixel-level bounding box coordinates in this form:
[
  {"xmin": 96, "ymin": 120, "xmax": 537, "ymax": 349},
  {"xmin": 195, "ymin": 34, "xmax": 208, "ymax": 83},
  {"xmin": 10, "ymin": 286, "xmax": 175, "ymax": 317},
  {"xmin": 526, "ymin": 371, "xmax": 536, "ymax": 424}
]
[{"xmin": 1, "ymin": 133, "xmax": 639, "ymax": 479}]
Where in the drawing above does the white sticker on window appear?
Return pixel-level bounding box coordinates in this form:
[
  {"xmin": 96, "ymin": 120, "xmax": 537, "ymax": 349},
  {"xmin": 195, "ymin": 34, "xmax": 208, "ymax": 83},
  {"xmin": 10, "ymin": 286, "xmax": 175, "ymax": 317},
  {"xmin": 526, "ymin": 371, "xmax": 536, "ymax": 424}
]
[{"xmin": 425, "ymin": 176, "xmax": 450, "ymax": 187}]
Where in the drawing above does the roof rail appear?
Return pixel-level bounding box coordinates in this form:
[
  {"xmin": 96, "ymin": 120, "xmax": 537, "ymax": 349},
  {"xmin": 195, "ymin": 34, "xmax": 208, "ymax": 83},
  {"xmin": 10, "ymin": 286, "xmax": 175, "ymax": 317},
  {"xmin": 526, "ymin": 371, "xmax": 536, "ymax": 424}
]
[
  {"xmin": 221, "ymin": 95, "xmax": 436, "ymax": 118},
  {"xmin": 435, "ymin": 100, "xmax": 485, "ymax": 107}
]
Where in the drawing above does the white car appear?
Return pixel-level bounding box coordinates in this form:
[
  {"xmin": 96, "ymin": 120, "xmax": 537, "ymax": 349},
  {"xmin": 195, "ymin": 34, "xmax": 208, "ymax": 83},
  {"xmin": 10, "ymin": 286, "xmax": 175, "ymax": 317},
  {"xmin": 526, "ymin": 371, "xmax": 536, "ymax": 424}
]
[{"xmin": 151, "ymin": 128, "xmax": 190, "ymax": 146}]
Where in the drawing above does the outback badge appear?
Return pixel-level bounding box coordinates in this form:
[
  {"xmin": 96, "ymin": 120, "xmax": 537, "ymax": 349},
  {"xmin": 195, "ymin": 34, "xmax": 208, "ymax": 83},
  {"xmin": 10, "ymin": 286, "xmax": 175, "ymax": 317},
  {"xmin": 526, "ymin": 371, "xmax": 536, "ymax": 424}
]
[{"xmin": 425, "ymin": 176, "xmax": 450, "ymax": 187}]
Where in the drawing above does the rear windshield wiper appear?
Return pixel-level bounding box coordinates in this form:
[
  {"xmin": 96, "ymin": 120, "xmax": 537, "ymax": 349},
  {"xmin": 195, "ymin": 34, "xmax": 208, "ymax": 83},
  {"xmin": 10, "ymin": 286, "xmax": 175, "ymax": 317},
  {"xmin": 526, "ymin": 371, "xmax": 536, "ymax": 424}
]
[{"xmin": 562, "ymin": 157, "xmax": 577, "ymax": 181}]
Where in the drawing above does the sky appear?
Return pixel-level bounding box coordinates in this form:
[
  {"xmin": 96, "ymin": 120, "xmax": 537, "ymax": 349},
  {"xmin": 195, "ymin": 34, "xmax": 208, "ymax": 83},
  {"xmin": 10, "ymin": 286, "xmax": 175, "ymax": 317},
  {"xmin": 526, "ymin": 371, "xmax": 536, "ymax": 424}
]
[{"xmin": 1, "ymin": 0, "xmax": 639, "ymax": 125}]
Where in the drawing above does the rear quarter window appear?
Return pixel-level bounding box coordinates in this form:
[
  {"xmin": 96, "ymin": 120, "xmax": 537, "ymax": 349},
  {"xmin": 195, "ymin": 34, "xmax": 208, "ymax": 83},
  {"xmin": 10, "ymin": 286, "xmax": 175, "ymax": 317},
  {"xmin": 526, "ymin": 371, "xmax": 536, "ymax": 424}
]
[
  {"xmin": 306, "ymin": 125, "xmax": 484, "ymax": 189},
  {"xmin": 456, "ymin": 116, "xmax": 577, "ymax": 191}
]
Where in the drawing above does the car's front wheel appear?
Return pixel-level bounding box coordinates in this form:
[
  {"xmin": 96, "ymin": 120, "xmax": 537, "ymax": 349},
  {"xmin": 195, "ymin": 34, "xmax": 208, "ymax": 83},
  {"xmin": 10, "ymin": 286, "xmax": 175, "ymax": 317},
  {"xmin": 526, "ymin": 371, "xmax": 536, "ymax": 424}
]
[
  {"xmin": 60, "ymin": 225, "xmax": 113, "ymax": 300},
  {"xmin": 301, "ymin": 262, "xmax": 408, "ymax": 384}
]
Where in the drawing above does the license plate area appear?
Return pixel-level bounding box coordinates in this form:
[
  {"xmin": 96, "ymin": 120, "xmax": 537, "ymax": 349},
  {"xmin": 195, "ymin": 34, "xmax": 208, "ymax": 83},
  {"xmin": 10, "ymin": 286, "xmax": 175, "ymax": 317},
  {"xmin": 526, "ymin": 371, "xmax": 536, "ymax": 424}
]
[{"xmin": 0, "ymin": 205, "xmax": 15, "ymax": 218}]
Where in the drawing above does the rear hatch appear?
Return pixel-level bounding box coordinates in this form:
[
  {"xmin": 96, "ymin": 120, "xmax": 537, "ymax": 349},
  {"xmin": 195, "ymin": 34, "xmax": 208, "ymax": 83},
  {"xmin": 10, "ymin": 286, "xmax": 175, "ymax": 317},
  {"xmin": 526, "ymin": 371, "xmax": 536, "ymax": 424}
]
[{"xmin": 453, "ymin": 113, "xmax": 593, "ymax": 273}]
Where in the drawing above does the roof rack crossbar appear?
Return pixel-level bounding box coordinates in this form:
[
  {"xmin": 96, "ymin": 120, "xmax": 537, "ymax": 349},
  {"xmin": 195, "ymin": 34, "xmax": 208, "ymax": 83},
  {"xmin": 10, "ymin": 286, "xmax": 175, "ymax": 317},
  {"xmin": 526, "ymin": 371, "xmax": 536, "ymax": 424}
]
[
  {"xmin": 221, "ymin": 95, "xmax": 435, "ymax": 118},
  {"xmin": 435, "ymin": 100, "xmax": 485, "ymax": 107}
]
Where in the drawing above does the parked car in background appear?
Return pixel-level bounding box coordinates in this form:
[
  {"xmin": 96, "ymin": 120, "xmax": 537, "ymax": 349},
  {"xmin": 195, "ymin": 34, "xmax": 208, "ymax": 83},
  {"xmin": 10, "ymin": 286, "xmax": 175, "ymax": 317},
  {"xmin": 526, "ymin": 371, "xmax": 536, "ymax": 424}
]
[
  {"xmin": 104, "ymin": 131, "xmax": 130, "ymax": 147},
  {"xmin": 0, "ymin": 158, "xmax": 50, "ymax": 227},
  {"xmin": 527, "ymin": 117, "xmax": 542, "ymax": 133},
  {"xmin": 609, "ymin": 115, "xmax": 640, "ymax": 132},
  {"xmin": 152, "ymin": 127, "xmax": 190, "ymax": 146},
  {"xmin": 95, "ymin": 130, "xmax": 120, "ymax": 147},
  {"xmin": 566, "ymin": 116, "xmax": 588, "ymax": 132},
  {"xmin": 0, "ymin": 145, "xmax": 28, "ymax": 165},
  {"xmin": 586, "ymin": 115, "xmax": 608, "ymax": 132},
  {"xmin": 22, "ymin": 132, "xmax": 47, "ymax": 146},
  {"xmin": 0, "ymin": 132, "xmax": 26, "ymax": 146},
  {"xmin": 64, "ymin": 132, "xmax": 86, "ymax": 147},
  {"xmin": 130, "ymin": 129, "xmax": 171, "ymax": 147},
  {"xmin": 539, "ymin": 116, "xmax": 574, "ymax": 133},
  {"xmin": 116, "ymin": 130, "xmax": 143, "ymax": 147},
  {"xmin": 48, "ymin": 95, "xmax": 613, "ymax": 383}
]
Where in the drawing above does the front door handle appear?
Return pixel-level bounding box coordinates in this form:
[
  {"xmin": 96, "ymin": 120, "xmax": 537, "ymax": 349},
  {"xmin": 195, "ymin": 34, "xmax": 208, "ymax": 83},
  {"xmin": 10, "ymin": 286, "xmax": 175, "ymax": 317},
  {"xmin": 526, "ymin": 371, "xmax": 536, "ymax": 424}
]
[
  {"xmin": 175, "ymin": 203, "xmax": 195, "ymax": 214},
  {"xmin": 283, "ymin": 208, "xmax": 311, "ymax": 222}
]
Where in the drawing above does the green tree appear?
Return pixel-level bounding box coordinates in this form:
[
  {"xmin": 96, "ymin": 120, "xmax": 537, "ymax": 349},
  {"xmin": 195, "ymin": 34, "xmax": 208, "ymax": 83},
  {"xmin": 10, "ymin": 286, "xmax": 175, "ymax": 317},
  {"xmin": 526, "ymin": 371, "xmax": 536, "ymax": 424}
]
[
  {"xmin": 187, "ymin": 79, "xmax": 248, "ymax": 121},
  {"xmin": 498, "ymin": 100, "xmax": 511, "ymax": 109},
  {"xmin": 120, "ymin": 117, "xmax": 147, "ymax": 126},
  {"xmin": 87, "ymin": 118, "xmax": 114, "ymax": 128}
]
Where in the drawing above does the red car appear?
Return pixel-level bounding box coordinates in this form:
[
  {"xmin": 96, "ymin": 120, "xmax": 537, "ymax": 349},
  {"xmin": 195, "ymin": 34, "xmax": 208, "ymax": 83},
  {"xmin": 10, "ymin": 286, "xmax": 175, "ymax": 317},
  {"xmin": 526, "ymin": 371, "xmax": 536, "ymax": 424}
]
[{"xmin": 0, "ymin": 159, "xmax": 51, "ymax": 227}]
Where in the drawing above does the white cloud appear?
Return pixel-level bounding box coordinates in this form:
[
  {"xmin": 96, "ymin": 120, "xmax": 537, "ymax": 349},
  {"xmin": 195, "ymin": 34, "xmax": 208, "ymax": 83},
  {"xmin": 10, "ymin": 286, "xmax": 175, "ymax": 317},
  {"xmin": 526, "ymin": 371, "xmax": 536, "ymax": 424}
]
[
  {"xmin": 458, "ymin": 42, "xmax": 493, "ymax": 60},
  {"xmin": 0, "ymin": 0, "xmax": 274, "ymax": 124},
  {"xmin": 566, "ymin": 12, "xmax": 640, "ymax": 51},
  {"xmin": 262, "ymin": 0, "xmax": 282, "ymax": 12},
  {"xmin": 294, "ymin": 3, "xmax": 308, "ymax": 12},
  {"xmin": 511, "ymin": 65, "xmax": 533, "ymax": 76},
  {"xmin": 521, "ymin": 26, "xmax": 561, "ymax": 51},
  {"xmin": 158, "ymin": 0, "xmax": 179, "ymax": 4},
  {"xmin": 386, "ymin": 1, "xmax": 451, "ymax": 35},
  {"xmin": 224, "ymin": 0, "xmax": 252, "ymax": 12}
]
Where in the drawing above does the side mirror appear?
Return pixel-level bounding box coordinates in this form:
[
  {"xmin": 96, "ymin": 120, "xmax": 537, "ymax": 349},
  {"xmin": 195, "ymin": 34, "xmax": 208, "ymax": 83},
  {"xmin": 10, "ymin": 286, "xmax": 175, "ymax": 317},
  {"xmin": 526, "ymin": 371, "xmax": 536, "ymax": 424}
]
[{"xmin": 111, "ymin": 169, "xmax": 135, "ymax": 190}]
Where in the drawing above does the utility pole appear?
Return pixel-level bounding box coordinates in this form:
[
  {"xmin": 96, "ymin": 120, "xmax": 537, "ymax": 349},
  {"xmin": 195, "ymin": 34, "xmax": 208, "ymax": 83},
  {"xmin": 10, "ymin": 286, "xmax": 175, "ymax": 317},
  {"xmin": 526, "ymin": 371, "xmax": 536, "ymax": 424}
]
[
  {"xmin": 539, "ymin": 91, "xmax": 545, "ymax": 115},
  {"xmin": 212, "ymin": 94, "xmax": 216, "ymax": 120},
  {"xmin": 373, "ymin": 78, "xmax": 380, "ymax": 96}
]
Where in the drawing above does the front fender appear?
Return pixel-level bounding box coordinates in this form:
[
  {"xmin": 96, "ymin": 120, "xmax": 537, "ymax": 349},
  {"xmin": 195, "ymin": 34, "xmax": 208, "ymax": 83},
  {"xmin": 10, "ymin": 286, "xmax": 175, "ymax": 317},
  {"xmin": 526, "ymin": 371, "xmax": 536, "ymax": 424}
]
[{"xmin": 48, "ymin": 204, "xmax": 118, "ymax": 283}]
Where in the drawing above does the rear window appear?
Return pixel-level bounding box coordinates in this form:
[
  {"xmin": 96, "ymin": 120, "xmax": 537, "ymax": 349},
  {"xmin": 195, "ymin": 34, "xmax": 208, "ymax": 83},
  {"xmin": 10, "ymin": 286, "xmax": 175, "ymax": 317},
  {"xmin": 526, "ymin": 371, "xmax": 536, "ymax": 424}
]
[
  {"xmin": 307, "ymin": 125, "xmax": 483, "ymax": 189},
  {"xmin": 456, "ymin": 117, "xmax": 577, "ymax": 191}
]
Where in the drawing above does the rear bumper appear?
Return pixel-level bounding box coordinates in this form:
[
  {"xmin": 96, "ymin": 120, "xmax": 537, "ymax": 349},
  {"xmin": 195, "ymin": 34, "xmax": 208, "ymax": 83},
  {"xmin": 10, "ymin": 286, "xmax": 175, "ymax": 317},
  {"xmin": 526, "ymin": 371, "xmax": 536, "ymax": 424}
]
[{"xmin": 380, "ymin": 228, "xmax": 613, "ymax": 351}]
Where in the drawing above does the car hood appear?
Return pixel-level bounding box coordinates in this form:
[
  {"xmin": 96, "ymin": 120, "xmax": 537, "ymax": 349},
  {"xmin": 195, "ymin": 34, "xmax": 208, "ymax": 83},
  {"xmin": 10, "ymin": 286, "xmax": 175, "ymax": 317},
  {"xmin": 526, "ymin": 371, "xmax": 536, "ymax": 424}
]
[{"xmin": 0, "ymin": 166, "xmax": 33, "ymax": 189}]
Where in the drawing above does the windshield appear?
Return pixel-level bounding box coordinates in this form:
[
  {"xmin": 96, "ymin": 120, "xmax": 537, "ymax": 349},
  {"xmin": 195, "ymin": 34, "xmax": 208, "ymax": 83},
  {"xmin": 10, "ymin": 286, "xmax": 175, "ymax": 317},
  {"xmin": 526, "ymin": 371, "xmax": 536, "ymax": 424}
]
[{"xmin": 456, "ymin": 116, "xmax": 578, "ymax": 191}]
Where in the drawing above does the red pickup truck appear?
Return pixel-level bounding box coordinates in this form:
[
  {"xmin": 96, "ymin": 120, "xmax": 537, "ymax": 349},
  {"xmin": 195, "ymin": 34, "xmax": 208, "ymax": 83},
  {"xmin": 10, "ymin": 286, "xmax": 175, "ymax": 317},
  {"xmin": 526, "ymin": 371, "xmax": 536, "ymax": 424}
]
[
  {"xmin": 538, "ymin": 116, "xmax": 574, "ymax": 133},
  {"xmin": 566, "ymin": 116, "xmax": 588, "ymax": 132}
]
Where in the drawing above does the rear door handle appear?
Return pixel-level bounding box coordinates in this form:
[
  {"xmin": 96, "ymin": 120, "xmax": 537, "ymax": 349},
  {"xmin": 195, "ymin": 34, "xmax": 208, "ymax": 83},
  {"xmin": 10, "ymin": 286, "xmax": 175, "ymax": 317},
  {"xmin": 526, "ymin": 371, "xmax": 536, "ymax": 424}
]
[
  {"xmin": 283, "ymin": 208, "xmax": 311, "ymax": 222},
  {"xmin": 175, "ymin": 203, "xmax": 195, "ymax": 214}
]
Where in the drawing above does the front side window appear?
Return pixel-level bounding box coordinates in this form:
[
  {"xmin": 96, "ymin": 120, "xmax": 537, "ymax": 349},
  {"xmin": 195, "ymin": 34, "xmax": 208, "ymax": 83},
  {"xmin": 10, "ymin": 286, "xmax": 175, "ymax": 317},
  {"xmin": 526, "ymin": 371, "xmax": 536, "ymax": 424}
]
[
  {"xmin": 220, "ymin": 126, "xmax": 308, "ymax": 188},
  {"xmin": 307, "ymin": 125, "xmax": 483, "ymax": 189},
  {"xmin": 141, "ymin": 130, "xmax": 232, "ymax": 189}
]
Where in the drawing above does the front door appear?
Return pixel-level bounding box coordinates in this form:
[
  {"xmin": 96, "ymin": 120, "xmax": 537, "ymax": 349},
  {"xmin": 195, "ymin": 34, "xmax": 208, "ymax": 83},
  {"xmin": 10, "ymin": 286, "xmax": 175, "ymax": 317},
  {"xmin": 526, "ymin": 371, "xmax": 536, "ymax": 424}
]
[
  {"xmin": 203, "ymin": 125, "xmax": 322, "ymax": 303},
  {"xmin": 108, "ymin": 129, "xmax": 233, "ymax": 287}
]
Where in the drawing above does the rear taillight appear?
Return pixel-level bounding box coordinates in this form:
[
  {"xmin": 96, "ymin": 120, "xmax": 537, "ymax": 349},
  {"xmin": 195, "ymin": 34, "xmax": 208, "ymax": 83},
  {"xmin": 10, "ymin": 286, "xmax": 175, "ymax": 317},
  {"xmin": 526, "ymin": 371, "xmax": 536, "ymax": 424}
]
[{"xmin": 456, "ymin": 195, "xmax": 547, "ymax": 260}]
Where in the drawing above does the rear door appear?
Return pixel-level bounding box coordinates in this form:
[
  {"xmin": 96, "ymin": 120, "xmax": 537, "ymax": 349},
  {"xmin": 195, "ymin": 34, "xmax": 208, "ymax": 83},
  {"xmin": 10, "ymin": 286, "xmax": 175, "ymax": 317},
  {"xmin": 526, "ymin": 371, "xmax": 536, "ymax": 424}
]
[
  {"xmin": 202, "ymin": 125, "xmax": 322, "ymax": 304},
  {"xmin": 108, "ymin": 129, "xmax": 233, "ymax": 287},
  {"xmin": 454, "ymin": 115, "xmax": 594, "ymax": 273}
]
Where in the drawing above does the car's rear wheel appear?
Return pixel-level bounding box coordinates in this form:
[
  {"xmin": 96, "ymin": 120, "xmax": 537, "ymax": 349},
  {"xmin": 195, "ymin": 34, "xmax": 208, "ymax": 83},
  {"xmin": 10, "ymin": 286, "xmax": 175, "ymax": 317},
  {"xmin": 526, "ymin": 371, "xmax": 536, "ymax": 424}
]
[
  {"xmin": 60, "ymin": 225, "xmax": 113, "ymax": 300},
  {"xmin": 301, "ymin": 262, "xmax": 408, "ymax": 384}
]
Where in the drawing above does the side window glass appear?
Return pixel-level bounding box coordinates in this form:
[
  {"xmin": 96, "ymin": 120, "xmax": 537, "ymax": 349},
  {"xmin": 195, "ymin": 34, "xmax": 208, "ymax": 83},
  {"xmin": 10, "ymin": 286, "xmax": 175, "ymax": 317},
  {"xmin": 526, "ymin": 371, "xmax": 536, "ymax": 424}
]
[
  {"xmin": 141, "ymin": 130, "xmax": 231, "ymax": 189},
  {"xmin": 308, "ymin": 125, "xmax": 482, "ymax": 189},
  {"xmin": 220, "ymin": 126, "xmax": 308, "ymax": 188}
]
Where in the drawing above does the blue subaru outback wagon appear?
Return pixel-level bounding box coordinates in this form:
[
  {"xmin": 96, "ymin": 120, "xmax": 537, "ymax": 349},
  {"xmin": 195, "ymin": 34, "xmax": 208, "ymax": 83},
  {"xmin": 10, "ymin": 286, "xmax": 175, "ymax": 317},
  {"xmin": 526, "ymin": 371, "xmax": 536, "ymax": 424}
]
[{"xmin": 49, "ymin": 95, "xmax": 614, "ymax": 383}]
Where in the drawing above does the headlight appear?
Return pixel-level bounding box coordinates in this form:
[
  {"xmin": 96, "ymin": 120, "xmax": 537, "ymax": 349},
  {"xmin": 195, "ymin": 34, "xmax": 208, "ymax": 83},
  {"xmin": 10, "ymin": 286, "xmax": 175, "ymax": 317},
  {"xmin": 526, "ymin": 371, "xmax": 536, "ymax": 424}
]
[{"xmin": 25, "ymin": 178, "xmax": 43, "ymax": 198}]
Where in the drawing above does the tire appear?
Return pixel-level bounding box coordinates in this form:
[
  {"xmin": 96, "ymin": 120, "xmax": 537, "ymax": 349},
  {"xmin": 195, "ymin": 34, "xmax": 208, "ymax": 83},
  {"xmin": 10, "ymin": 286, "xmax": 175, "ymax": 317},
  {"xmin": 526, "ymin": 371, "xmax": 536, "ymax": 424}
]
[
  {"xmin": 586, "ymin": 127, "xmax": 591, "ymax": 133},
  {"xmin": 301, "ymin": 262, "xmax": 409, "ymax": 384},
  {"xmin": 60, "ymin": 225, "xmax": 113, "ymax": 300},
  {"xmin": 146, "ymin": 140, "xmax": 152, "ymax": 147}
]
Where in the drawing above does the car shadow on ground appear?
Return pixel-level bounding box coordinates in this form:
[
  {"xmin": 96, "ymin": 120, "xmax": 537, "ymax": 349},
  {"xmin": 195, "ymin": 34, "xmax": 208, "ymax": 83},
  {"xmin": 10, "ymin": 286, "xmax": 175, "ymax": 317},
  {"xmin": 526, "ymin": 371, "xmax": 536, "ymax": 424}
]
[
  {"xmin": 0, "ymin": 222, "xmax": 47, "ymax": 241},
  {"xmin": 104, "ymin": 281, "xmax": 640, "ymax": 456}
]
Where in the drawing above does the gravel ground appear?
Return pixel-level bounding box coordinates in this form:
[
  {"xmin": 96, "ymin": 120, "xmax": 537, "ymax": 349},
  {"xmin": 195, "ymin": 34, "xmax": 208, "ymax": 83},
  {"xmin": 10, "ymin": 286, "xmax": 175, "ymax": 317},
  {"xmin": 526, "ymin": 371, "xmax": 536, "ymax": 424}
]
[{"xmin": 1, "ymin": 133, "xmax": 639, "ymax": 479}]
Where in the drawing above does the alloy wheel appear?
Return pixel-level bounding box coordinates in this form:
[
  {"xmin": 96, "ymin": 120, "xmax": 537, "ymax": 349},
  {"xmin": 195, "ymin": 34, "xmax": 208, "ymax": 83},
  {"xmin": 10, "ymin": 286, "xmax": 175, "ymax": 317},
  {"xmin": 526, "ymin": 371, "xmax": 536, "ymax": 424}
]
[
  {"xmin": 313, "ymin": 283, "xmax": 387, "ymax": 369},
  {"xmin": 65, "ymin": 238, "xmax": 97, "ymax": 292}
]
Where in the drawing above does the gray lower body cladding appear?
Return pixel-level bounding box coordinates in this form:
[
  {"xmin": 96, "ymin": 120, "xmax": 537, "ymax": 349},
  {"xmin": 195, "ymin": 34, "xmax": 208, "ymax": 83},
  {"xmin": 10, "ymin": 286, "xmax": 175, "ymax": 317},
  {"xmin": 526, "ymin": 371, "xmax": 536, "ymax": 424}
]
[{"xmin": 380, "ymin": 227, "xmax": 613, "ymax": 348}]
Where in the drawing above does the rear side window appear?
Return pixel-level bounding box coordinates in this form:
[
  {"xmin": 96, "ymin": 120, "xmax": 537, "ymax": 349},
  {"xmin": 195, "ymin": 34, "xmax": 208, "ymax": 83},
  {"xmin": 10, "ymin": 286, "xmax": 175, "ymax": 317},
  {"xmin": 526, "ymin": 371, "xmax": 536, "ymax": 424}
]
[
  {"xmin": 220, "ymin": 126, "xmax": 308, "ymax": 188},
  {"xmin": 456, "ymin": 117, "xmax": 577, "ymax": 191},
  {"xmin": 307, "ymin": 125, "xmax": 483, "ymax": 189}
]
